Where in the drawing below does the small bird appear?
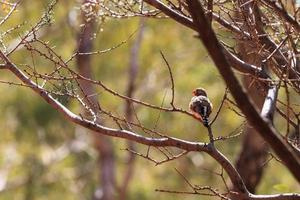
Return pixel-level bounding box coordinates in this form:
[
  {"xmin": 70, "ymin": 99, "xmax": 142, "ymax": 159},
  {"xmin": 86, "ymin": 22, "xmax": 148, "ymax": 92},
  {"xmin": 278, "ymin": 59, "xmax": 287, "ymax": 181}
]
[{"xmin": 189, "ymin": 88, "xmax": 213, "ymax": 127}]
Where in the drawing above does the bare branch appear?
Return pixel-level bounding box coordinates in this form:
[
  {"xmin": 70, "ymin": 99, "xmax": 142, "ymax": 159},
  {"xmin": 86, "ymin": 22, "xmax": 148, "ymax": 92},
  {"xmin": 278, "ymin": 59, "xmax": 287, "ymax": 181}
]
[
  {"xmin": 207, "ymin": 0, "xmax": 213, "ymax": 24},
  {"xmin": 210, "ymin": 87, "xmax": 229, "ymax": 125},
  {"xmin": 160, "ymin": 51, "xmax": 175, "ymax": 108}
]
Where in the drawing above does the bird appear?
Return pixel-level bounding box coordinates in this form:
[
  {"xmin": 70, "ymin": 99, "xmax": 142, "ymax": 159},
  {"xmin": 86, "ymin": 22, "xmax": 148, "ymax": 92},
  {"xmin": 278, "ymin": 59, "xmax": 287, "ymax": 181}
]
[{"xmin": 189, "ymin": 88, "xmax": 213, "ymax": 127}]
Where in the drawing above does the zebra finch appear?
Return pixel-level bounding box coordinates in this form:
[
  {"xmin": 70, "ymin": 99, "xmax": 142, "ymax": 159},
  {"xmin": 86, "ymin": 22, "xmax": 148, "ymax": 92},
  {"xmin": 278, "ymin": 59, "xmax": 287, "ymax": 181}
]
[{"xmin": 189, "ymin": 88, "xmax": 213, "ymax": 127}]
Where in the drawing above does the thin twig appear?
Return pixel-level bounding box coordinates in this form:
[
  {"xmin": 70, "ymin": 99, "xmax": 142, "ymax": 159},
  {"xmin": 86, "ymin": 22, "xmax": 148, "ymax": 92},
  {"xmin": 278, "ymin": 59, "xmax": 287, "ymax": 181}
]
[
  {"xmin": 210, "ymin": 87, "xmax": 229, "ymax": 125},
  {"xmin": 160, "ymin": 51, "xmax": 175, "ymax": 108}
]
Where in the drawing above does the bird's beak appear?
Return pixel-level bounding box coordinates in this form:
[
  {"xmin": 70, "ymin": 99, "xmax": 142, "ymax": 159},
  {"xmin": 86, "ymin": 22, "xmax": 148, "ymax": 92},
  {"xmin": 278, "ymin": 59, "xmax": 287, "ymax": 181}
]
[{"xmin": 192, "ymin": 90, "xmax": 196, "ymax": 96}]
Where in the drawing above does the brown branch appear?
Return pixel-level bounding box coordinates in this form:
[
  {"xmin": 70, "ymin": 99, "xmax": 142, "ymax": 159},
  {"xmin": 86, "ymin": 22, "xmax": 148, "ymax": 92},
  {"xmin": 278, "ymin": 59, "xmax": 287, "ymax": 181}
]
[
  {"xmin": 207, "ymin": 126, "xmax": 214, "ymax": 145},
  {"xmin": 155, "ymin": 188, "xmax": 220, "ymax": 197},
  {"xmin": 207, "ymin": 0, "xmax": 213, "ymax": 25},
  {"xmin": 124, "ymin": 148, "xmax": 188, "ymax": 166},
  {"xmin": 222, "ymin": 49, "xmax": 269, "ymax": 78},
  {"xmin": 160, "ymin": 51, "xmax": 175, "ymax": 108},
  {"xmin": 170, "ymin": 168, "xmax": 230, "ymax": 199},
  {"xmin": 143, "ymin": 0, "xmax": 195, "ymax": 30},
  {"xmin": 210, "ymin": 87, "xmax": 228, "ymax": 125},
  {"xmin": 263, "ymin": 36, "xmax": 288, "ymax": 63}
]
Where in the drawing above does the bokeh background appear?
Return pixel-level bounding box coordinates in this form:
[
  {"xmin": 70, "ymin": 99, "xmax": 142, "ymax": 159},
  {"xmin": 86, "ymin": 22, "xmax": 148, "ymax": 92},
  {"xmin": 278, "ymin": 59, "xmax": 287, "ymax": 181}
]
[{"xmin": 0, "ymin": 1, "xmax": 299, "ymax": 199}]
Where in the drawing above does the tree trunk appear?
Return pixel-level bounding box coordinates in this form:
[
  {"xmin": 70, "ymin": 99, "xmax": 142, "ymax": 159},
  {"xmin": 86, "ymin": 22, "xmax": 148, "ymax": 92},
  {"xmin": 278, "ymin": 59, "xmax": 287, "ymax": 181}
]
[
  {"xmin": 119, "ymin": 19, "xmax": 145, "ymax": 200},
  {"xmin": 233, "ymin": 0, "xmax": 269, "ymax": 193},
  {"xmin": 77, "ymin": 2, "xmax": 116, "ymax": 200},
  {"xmin": 235, "ymin": 77, "xmax": 268, "ymax": 193}
]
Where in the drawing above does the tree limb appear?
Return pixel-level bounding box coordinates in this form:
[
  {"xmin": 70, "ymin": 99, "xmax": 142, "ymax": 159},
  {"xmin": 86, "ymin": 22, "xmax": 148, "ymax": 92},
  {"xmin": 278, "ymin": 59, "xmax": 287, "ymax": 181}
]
[{"xmin": 249, "ymin": 193, "xmax": 300, "ymax": 200}]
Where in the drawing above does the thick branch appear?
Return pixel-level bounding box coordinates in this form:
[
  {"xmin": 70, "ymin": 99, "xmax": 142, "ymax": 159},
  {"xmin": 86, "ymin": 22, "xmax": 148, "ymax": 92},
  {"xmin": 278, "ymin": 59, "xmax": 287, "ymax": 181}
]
[
  {"xmin": 222, "ymin": 48, "xmax": 268, "ymax": 78},
  {"xmin": 186, "ymin": 0, "xmax": 300, "ymax": 182},
  {"xmin": 143, "ymin": 0, "xmax": 195, "ymax": 30},
  {"xmin": 249, "ymin": 193, "xmax": 300, "ymax": 200},
  {"xmin": 209, "ymin": 149, "xmax": 247, "ymax": 193},
  {"xmin": 261, "ymin": 85, "xmax": 279, "ymax": 122}
]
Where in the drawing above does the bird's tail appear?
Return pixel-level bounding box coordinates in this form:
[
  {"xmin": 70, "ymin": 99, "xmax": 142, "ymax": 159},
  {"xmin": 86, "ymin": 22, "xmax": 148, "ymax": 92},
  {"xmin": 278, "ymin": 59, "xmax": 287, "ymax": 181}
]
[{"xmin": 203, "ymin": 117, "xmax": 209, "ymax": 127}]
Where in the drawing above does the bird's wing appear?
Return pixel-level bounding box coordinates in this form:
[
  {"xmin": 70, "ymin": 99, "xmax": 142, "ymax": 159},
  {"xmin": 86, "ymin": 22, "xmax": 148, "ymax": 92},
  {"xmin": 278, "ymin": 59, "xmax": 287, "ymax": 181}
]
[{"xmin": 189, "ymin": 96, "xmax": 212, "ymax": 117}]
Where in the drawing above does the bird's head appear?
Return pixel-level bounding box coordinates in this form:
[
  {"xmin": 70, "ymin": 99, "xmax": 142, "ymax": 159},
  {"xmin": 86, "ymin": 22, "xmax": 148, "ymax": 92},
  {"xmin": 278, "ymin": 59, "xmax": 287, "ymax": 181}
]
[{"xmin": 192, "ymin": 88, "xmax": 207, "ymax": 97}]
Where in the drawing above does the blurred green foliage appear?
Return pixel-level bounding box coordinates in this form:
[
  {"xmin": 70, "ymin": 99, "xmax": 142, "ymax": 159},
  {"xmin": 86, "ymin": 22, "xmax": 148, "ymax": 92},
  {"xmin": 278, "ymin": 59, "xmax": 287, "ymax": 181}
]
[{"xmin": 0, "ymin": 1, "xmax": 299, "ymax": 200}]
